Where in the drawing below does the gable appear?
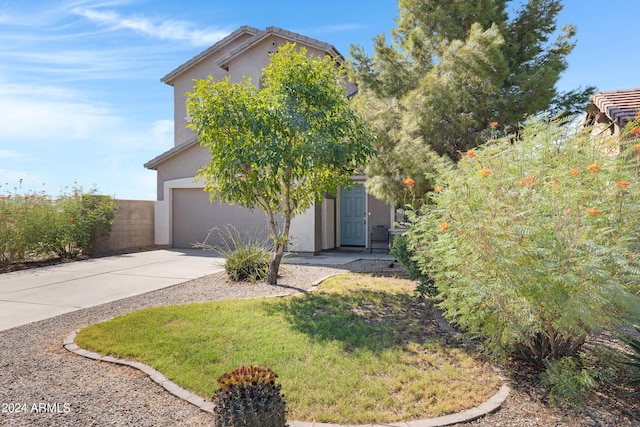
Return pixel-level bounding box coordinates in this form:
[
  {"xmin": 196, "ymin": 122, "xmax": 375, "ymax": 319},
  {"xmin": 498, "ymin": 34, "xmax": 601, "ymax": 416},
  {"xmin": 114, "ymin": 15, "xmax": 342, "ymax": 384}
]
[
  {"xmin": 161, "ymin": 26, "xmax": 342, "ymax": 87},
  {"xmin": 160, "ymin": 26, "xmax": 259, "ymax": 85},
  {"xmin": 147, "ymin": 26, "xmax": 353, "ymax": 172}
]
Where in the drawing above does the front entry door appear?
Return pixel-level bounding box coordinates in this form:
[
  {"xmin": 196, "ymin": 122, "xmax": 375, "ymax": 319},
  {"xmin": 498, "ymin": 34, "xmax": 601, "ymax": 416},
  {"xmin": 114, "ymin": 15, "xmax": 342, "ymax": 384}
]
[{"xmin": 340, "ymin": 184, "xmax": 366, "ymax": 246}]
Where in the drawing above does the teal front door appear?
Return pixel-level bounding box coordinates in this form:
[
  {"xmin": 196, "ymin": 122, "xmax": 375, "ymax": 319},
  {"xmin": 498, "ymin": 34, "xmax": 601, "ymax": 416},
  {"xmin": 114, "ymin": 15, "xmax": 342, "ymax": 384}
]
[{"xmin": 340, "ymin": 184, "xmax": 366, "ymax": 246}]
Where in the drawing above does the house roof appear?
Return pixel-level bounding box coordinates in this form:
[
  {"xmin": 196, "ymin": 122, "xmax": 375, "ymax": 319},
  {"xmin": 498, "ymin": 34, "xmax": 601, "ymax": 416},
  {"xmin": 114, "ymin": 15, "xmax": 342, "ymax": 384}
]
[
  {"xmin": 160, "ymin": 26, "xmax": 342, "ymax": 85},
  {"xmin": 148, "ymin": 26, "xmax": 347, "ymax": 171},
  {"xmin": 144, "ymin": 138, "xmax": 198, "ymax": 170},
  {"xmin": 590, "ymin": 88, "xmax": 640, "ymax": 127},
  {"xmin": 160, "ymin": 26, "xmax": 260, "ymax": 85},
  {"xmin": 216, "ymin": 26, "xmax": 342, "ymax": 69}
]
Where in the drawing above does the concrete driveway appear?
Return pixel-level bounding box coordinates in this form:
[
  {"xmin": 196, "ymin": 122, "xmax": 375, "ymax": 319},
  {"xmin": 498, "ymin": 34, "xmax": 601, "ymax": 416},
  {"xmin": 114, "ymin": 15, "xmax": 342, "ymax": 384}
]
[{"xmin": 0, "ymin": 249, "xmax": 225, "ymax": 332}]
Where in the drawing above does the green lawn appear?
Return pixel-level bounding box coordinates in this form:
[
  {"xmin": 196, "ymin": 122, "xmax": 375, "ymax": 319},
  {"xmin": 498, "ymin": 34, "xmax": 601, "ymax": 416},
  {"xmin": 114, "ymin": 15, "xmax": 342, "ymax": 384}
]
[{"xmin": 75, "ymin": 274, "xmax": 500, "ymax": 424}]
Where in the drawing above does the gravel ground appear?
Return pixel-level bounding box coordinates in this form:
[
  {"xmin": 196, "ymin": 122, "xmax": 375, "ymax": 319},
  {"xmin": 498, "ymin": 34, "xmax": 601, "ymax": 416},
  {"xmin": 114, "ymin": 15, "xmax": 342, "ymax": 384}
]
[{"xmin": 1, "ymin": 260, "xmax": 638, "ymax": 426}]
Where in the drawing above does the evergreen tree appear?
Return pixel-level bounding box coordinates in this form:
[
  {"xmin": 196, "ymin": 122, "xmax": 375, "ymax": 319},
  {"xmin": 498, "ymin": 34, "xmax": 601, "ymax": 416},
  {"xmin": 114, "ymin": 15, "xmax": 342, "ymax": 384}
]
[{"xmin": 349, "ymin": 0, "xmax": 594, "ymax": 206}]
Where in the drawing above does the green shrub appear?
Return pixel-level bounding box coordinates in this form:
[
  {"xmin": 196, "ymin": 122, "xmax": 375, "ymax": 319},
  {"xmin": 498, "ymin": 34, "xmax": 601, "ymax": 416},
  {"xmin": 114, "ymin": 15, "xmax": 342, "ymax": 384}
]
[
  {"xmin": 200, "ymin": 226, "xmax": 272, "ymax": 282},
  {"xmin": 42, "ymin": 188, "xmax": 118, "ymax": 258},
  {"xmin": 540, "ymin": 356, "xmax": 597, "ymax": 407},
  {"xmin": 621, "ymin": 326, "xmax": 640, "ymax": 396},
  {"xmin": 389, "ymin": 233, "xmax": 435, "ymax": 297},
  {"xmin": 0, "ymin": 192, "xmax": 53, "ymax": 263},
  {"xmin": 408, "ymin": 117, "xmax": 640, "ymax": 366},
  {"xmin": 0, "ymin": 184, "xmax": 118, "ymax": 263}
]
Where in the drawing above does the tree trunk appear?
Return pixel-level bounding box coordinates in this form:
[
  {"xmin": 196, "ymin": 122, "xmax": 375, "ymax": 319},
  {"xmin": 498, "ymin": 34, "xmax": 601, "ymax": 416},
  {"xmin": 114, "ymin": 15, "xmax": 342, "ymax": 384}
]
[{"xmin": 266, "ymin": 243, "xmax": 285, "ymax": 285}]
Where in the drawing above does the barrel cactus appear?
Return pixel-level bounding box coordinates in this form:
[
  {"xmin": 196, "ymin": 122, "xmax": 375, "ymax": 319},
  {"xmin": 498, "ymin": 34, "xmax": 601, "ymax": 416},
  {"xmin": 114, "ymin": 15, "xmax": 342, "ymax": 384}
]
[{"xmin": 211, "ymin": 365, "xmax": 287, "ymax": 427}]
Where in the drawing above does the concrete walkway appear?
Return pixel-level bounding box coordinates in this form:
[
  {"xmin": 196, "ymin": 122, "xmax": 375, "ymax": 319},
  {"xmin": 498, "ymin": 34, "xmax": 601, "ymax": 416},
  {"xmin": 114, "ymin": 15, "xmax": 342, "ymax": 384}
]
[
  {"xmin": 0, "ymin": 249, "xmax": 225, "ymax": 332},
  {"xmin": 0, "ymin": 248, "xmax": 394, "ymax": 332}
]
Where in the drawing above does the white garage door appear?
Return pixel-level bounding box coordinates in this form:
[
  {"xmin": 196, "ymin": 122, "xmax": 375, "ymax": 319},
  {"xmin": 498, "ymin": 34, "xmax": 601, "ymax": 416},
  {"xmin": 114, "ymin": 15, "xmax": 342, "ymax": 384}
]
[{"xmin": 172, "ymin": 188, "xmax": 272, "ymax": 249}]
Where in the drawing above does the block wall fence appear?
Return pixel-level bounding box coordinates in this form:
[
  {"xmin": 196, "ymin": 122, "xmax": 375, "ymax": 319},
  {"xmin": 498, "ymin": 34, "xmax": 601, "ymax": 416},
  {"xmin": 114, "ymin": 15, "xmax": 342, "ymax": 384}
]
[{"xmin": 92, "ymin": 200, "xmax": 156, "ymax": 255}]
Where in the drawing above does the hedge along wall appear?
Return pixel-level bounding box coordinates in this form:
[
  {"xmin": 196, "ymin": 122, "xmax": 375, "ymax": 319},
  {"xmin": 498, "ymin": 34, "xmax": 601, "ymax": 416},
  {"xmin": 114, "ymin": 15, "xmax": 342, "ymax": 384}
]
[{"xmin": 92, "ymin": 200, "xmax": 155, "ymax": 255}]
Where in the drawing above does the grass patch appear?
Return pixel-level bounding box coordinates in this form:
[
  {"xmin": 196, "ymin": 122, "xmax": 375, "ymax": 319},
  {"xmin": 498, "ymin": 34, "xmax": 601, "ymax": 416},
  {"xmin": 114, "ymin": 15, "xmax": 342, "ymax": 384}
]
[{"xmin": 75, "ymin": 274, "xmax": 500, "ymax": 424}]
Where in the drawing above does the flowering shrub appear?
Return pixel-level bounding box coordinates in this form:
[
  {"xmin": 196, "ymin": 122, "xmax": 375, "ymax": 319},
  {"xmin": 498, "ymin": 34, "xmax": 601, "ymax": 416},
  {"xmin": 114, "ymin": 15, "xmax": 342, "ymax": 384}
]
[
  {"xmin": 0, "ymin": 184, "xmax": 117, "ymax": 264},
  {"xmin": 0, "ymin": 191, "xmax": 55, "ymax": 263},
  {"xmin": 408, "ymin": 117, "xmax": 640, "ymax": 367}
]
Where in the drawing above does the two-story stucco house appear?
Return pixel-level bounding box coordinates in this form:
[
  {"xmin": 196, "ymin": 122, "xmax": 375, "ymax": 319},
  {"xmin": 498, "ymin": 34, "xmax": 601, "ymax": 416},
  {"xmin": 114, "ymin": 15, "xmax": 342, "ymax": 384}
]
[{"xmin": 144, "ymin": 26, "xmax": 393, "ymax": 253}]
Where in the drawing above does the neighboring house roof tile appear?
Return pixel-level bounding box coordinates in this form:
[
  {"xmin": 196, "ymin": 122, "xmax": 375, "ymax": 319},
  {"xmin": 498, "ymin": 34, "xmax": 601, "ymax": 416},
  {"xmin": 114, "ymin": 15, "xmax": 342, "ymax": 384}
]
[
  {"xmin": 144, "ymin": 138, "xmax": 198, "ymax": 170},
  {"xmin": 590, "ymin": 88, "xmax": 640, "ymax": 127}
]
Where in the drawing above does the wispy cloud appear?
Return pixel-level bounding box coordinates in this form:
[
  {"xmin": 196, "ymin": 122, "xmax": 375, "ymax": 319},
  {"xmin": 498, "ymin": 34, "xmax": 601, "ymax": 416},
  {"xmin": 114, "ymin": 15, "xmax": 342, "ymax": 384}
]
[
  {"xmin": 0, "ymin": 83, "xmax": 120, "ymax": 142},
  {"xmin": 0, "ymin": 150, "xmax": 22, "ymax": 159},
  {"xmin": 0, "ymin": 80, "xmax": 168, "ymax": 199},
  {"xmin": 72, "ymin": 7, "xmax": 230, "ymax": 46},
  {"xmin": 2, "ymin": 47, "xmax": 168, "ymax": 81}
]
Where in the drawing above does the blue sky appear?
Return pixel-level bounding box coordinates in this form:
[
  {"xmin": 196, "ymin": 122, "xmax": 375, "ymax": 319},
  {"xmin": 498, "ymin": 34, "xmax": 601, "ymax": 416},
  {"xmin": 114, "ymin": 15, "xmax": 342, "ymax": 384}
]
[{"xmin": 0, "ymin": 0, "xmax": 636, "ymax": 200}]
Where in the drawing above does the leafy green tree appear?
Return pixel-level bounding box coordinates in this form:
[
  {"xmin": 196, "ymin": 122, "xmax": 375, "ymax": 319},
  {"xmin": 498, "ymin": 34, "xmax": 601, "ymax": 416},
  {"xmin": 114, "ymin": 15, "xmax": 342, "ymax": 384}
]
[
  {"xmin": 187, "ymin": 43, "xmax": 374, "ymax": 285},
  {"xmin": 349, "ymin": 0, "xmax": 594, "ymax": 206},
  {"xmin": 407, "ymin": 117, "xmax": 640, "ymax": 367}
]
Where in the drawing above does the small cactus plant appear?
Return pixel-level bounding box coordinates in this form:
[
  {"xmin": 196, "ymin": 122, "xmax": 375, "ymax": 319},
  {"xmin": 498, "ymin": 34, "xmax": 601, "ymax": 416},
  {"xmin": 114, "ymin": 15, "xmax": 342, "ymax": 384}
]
[{"xmin": 212, "ymin": 366, "xmax": 287, "ymax": 427}]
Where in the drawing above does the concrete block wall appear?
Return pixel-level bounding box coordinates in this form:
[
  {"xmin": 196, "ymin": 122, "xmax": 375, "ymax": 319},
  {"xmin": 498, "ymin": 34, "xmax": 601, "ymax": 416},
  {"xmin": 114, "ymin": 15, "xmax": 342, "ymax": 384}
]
[{"xmin": 93, "ymin": 200, "xmax": 156, "ymax": 255}]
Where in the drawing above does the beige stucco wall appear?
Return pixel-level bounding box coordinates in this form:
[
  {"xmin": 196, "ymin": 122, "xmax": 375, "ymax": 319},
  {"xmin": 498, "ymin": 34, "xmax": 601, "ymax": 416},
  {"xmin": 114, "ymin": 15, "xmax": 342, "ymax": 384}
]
[
  {"xmin": 367, "ymin": 193, "xmax": 392, "ymax": 235},
  {"xmin": 92, "ymin": 200, "xmax": 155, "ymax": 254},
  {"xmin": 168, "ymin": 34, "xmax": 356, "ymax": 148},
  {"xmin": 152, "ymin": 29, "xmax": 383, "ymax": 251},
  {"xmin": 155, "ymin": 144, "xmax": 210, "ymax": 200},
  {"xmin": 169, "ymin": 33, "xmax": 255, "ymax": 147}
]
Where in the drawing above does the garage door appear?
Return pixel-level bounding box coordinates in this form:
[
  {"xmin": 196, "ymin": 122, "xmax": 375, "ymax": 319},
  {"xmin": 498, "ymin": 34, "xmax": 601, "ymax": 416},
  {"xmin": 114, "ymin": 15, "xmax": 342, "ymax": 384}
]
[{"xmin": 172, "ymin": 188, "xmax": 272, "ymax": 249}]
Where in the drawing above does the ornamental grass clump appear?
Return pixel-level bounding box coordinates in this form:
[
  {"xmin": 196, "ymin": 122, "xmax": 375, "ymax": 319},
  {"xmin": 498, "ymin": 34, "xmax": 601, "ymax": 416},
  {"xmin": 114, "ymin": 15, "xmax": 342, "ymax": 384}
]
[
  {"xmin": 197, "ymin": 226, "xmax": 273, "ymax": 282},
  {"xmin": 408, "ymin": 117, "xmax": 640, "ymax": 369}
]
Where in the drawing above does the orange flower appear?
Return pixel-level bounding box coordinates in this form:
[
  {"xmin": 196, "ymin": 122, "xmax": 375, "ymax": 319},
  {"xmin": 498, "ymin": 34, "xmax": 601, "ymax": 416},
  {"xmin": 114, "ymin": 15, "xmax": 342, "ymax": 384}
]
[
  {"xmin": 69, "ymin": 218, "xmax": 75, "ymax": 224},
  {"xmin": 615, "ymin": 181, "xmax": 630, "ymax": 190},
  {"xmin": 403, "ymin": 178, "xmax": 415, "ymax": 188},
  {"xmin": 634, "ymin": 144, "xmax": 640, "ymax": 153},
  {"xmin": 489, "ymin": 121, "xmax": 499, "ymax": 128},
  {"xmin": 439, "ymin": 221, "xmax": 450, "ymax": 233},
  {"xmin": 518, "ymin": 176, "xmax": 537, "ymax": 186},
  {"xmin": 24, "ymin": 195, "xmax": 29, "ymax": 200},
  {"xmin": 434, "ymin": 185, "xmax": 443, "ymax": 193},
  {"xmin": 587, "ymin": 163, "xmax": 601, "ymax": 173},
  {"xmin": 587, "ymin": 208, "xmax": 600, "ymax": 216},
  {"xmin": 480, "ymin": 168, "xmax": 491, "ymax": 178},
  {"xmin": 631, "ymin": 127, "xmax": 640, "ymax": 135},
  {"xmin": 466, "ymin": 149, "xmax": 477, "ymax": 158},
  {"xmin": 569, "ymin": 168, "xmax": 580, "ymax": 176}
]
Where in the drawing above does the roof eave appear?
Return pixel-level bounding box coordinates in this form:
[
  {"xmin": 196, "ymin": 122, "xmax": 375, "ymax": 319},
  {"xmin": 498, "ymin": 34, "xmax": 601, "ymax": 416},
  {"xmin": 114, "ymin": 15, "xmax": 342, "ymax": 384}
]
[
  {"xmin": 216, "ymin": 26, "xmax": 343, "ymax": 69},
  {"xmin": 144, "ymin": 138, "xmax": 199, "ymax": 170},
  {"xmin": 160, "ymin": 25, "xmax": 260, "ymax": 85}
]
